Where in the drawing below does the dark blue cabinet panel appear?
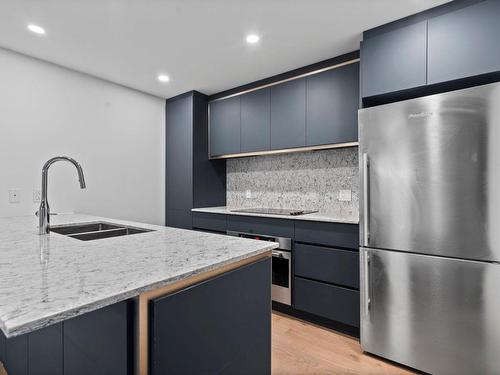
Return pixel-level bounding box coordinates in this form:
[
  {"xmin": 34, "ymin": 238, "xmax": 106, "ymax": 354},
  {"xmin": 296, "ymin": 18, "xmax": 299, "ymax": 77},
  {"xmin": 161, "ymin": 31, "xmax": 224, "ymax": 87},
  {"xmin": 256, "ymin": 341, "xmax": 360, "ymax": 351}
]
[
  {"xmin": 5, "ymin": 334, "xmax": 27, "ymax": 375},
  {"xmin": 150, "ymin": 258, "xmax": 271, "ymax": 375},
  {"xmin": 210, "ymin": 96, "xmax": 241, "ymax": 156},
  {"xmin": 227, "ymin": 215, "xmax": 294, "ymax": 238},
  {"xmin": 270, "ymin": 78, "xmax": 306, "ymax": 149},
  {"xmin": 166, "ymin": 92, "xmax": 226, "ymax": 228},
  {"xmin": 192, "ymin": 212, "xmax": 227, "ymax": 233},
  {"xmin": 166, "ymin": 95, "xmax": 193, "ymax": 211},
  {"xmin": 361, "ymin": 21, "xmax": 427, "ymax": 98},
  {"xmin": 0, "ymin": 329, "xmax": 5, "ymax": 365},
  {"xmin": 428, "ymin": 0, "xmax": 500, "ymax": 84},
  {"xmin": 64, "ymin": 301, "xmax": 131, "ymax": 375},
  {"xmin": 306, "ymin": 62, "xmax": 359, "ymax": 145},
  {"xmin": 295, "ymin": 243, "xmax": 359, "ymax": 289},
  {"xmin": 294, "ymin": 277, "xmax": 360, "ymax": 328},
  {"xmin": 294, "ymin": 221, "xmax": 359, "ymax": 249},
  {"xmin": 166, "ymin": 208, "xmax": 192, "ymax": 230},
  {"xmin": 241, "ymin": 88, "xmax": 271, "ymax": 152},
  {"xmin": 29, "ymin": 324, "xmax": 63, "ymax": 375}
]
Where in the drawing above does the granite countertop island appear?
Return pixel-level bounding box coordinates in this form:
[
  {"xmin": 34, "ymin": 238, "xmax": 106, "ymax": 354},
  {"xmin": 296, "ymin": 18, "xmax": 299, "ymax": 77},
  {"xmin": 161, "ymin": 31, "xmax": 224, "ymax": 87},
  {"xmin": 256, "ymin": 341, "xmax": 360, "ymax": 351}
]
[
  {"xmin": 0, "ymin": 214, "xmax": 277, "ymax": 338},
  {"xmin": 192, "ymin": 206, "xmax": 359, "ymax": 224}
]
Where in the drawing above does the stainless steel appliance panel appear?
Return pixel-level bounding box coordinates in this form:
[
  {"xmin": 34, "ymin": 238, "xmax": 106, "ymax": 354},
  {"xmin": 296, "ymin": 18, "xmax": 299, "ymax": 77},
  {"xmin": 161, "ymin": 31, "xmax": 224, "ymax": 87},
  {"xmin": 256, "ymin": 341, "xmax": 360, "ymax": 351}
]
[
  {"xmin": 359, "ymin": 82, "xmax": 500, "ymax": 261},
  {"xmin": 227, "ymin": 230, "xmax": 292, "ymax": 305},
  {"xmin": 360, "ymin": 248, "xmax": 500, "ymax": 375},
  {"xmin": 271, "ymin": 249, "xmax": 291, "ymax": 306}
]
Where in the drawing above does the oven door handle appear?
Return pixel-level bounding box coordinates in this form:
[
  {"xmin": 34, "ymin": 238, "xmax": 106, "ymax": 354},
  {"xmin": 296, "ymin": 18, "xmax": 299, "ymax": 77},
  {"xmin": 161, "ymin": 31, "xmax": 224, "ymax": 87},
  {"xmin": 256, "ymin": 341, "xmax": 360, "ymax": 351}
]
[{"xmin": 272, "ymin": 250, "xmax": 290, "ymax": 259}]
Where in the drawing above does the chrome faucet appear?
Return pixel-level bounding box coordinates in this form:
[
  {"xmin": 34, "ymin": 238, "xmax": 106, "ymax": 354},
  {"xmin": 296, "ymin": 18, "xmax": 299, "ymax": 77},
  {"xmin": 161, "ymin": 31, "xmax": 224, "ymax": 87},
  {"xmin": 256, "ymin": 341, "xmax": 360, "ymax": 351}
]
[{"xmin": 37, "ymin": 156, "xmax": 86, "ymax": 234}]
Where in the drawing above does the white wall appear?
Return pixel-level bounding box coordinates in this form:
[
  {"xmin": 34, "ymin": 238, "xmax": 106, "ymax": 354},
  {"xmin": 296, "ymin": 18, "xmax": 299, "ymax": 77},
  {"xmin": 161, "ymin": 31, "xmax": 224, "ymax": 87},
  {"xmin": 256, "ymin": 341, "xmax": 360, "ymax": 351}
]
[{"xmin": 0, "ymin": 48, "xmax": 165, "ymax": 225}]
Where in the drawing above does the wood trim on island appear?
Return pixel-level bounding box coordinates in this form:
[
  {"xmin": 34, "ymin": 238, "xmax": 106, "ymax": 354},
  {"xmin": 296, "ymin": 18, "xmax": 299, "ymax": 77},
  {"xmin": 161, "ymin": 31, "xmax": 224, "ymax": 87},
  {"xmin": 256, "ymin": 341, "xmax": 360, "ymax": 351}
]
[{"xmin": 136, "ymin": 251, "xmax": 272, "ymax": 375}]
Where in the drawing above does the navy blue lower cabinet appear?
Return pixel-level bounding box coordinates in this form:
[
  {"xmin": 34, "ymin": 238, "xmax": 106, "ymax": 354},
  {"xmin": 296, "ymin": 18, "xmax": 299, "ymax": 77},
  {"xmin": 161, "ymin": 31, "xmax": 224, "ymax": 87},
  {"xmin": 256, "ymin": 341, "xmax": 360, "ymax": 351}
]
[
  {"xmin": 29, "ymin": 323, "xmax": 63, "ymax": 375},
  {"xmin": 227, "ymin": 215, "xmax": 294, "ymax": 238},
  {"xmin": 64, "ymin": 301, "xmax": 132, "ymax": 375},
  {"xmin": 192, "ymin": 212, "xmax": 227, "ymax": 233},
  {"xmin": 294, "ymin": 243, "xmax": 359, "ymax": 289},
  {"xmin": 294, "ymin": 221, "xmax": 359, "ymax": 249},
  {"xmin": 150, "ymin": 258, "xmax": 271, "ymax": 375},
  {"xmin": 0, "ymin": 328, "xmax": 5, "ymax": 365},
  {"xmin": 4, "ymin": 334, "xmax": 28, "ymax": 375},
  {"xmin": 294, "ymin": 277, "xmax": 360, "ymax": 328},
  {"xmin": 1, "ymin": 301, "xmax": 133, "ymax": 375}
]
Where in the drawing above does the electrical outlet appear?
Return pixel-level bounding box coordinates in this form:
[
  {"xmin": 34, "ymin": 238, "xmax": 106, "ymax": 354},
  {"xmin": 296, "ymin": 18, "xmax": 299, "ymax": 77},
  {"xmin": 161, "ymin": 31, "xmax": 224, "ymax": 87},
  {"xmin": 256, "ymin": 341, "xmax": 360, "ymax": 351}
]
[
  {"xmin": 33, "ymin": 189, "xmax": 41, "ymax": 203},
  {"xmin": 245, "ymin": 189, "xmax": 252, "ymax": 199},
  {"xmin": 338, "ymin": 189, "xmax": 352, "ymax": 202},
  {"xmin": 8, "ymin": 189, "xmax": 21, "ymax": 203}
]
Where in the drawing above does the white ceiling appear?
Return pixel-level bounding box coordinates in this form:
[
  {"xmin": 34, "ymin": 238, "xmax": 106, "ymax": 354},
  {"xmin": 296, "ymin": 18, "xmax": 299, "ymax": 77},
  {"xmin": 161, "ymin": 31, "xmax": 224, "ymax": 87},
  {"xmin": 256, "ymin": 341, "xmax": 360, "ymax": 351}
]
[{"xmin": 0, "ymin": 0, "xmax": 450, "ymax": 99}]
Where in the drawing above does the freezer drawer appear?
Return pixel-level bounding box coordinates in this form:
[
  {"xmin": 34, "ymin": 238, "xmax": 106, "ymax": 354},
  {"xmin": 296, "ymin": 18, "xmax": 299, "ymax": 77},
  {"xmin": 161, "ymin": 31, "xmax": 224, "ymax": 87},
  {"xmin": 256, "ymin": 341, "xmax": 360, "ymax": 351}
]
[{"xmin": 360, "ymin": 248, "xmax": 500, "ymax": 375}]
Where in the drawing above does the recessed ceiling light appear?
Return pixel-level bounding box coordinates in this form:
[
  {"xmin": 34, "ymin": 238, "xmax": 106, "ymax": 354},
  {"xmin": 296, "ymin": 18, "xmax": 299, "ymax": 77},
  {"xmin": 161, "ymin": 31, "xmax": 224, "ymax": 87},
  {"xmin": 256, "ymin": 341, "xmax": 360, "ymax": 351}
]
[
  {"xmin": 27, "ymin": 24, "xmax": 46, "ymax": 35},
  {"xmin": 246, "ymin": 34, "xmax": 260, "ymax": 44},
  {"xmin": 157, "ymin": 74, "xmax": 170, "ymax": 83}
]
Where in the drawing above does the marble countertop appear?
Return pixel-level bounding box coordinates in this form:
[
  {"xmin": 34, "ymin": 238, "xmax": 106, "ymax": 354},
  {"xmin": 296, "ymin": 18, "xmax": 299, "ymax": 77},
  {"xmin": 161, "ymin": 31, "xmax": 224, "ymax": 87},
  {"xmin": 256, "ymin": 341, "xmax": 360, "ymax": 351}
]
[
  {"xmin": 0, "ymin": 214, "xmax": 277, "ymax": 338},
  {"xmin": 192, "ymin": 207, "xmax": 359, "ymax": 224}
]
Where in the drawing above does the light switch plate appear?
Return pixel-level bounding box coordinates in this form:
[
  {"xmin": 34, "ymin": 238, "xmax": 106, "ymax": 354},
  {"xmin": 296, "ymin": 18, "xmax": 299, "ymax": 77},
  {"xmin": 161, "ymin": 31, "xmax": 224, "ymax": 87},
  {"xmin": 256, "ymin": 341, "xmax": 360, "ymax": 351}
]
[
  {"xmin": 245, "ymin": 189, "xmax": 252, "ymax": 199},
  {"xmin": 33, "ymin": 189, "xmax": 41, "ymax": 203},
  {"xmin": 338, "ymin": 189, "xmax": 352, "ymax": 202},
  {"xmin": 8, "ymin": 189, "xmax": 21, "ymax": 203}
]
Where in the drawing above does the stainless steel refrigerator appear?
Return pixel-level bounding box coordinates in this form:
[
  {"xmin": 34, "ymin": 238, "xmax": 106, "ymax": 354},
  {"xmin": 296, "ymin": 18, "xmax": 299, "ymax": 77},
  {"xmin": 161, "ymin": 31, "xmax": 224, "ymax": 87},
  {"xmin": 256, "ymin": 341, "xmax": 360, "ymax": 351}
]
[{"xmin": 359, "ymin": 82, "xmax": 500, "ymax": 375}]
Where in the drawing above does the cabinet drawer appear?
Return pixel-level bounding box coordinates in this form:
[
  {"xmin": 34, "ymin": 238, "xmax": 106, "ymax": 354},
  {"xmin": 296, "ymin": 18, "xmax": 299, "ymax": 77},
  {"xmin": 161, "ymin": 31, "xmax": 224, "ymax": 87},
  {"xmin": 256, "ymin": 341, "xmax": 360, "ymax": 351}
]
[
  {"xmin": 227, "ymin": 215, "xmax": 294, "ymax": 238},
  {"xmin": 294, "ymin": 277, "xmax": 359, "ymax": 328},
  {"xmin": 294, "ymin": 221, "xmax": 358, "ymax": 249},
  {"xmin": 192, "ymin": 212, "xmax": 227, "ymax": 233},
  {"xmin": 295, "ymin": 244, "xmax": 359, "ymax": 289}
]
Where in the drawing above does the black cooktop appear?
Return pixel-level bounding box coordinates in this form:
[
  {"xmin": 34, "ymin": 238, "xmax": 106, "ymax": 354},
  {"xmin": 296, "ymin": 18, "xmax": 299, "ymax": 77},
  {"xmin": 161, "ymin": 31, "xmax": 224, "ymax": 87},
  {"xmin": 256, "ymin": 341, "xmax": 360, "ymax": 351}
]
[{"xmin": 230, "ymin": 208, "xmax": 318, "ymax": 216}]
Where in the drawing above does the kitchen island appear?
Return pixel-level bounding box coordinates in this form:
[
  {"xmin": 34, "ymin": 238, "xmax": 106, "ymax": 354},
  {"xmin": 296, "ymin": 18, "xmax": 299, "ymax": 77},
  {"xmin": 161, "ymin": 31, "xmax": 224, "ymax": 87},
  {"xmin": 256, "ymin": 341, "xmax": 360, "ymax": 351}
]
[{"xmin": 0, "ymin": 214, "xmax": 276, "ymax": 375}]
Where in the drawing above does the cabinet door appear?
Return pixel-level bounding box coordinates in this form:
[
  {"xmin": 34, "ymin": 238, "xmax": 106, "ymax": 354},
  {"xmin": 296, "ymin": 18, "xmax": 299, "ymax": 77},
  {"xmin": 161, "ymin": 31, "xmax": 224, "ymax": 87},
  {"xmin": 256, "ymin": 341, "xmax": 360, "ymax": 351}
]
[
  {"xmin": 150, "ymin": 258, "xmax": 271, "ymax": 375},
  {"xmin": 64, "ymin": 301, "xmax": 131, "ymax": 375},
  {"xmin": 166, "ymin": 95, "xmax": 193, "ymax": 211},
  {"xmin": 306, "ymin": 62, "xmax": 359, "ymax": 146},
  {"xmin": 29, "ymin": 324, "xmax": 63, "ymax": 375},
  {"xmin": 361, "ymin": 21, "xmax": 427, "ymax": 97},
  {"xmin": 294, "ymin": 277, "xmax": 359, "ymax": 328},
  {"xmin": 270, "ymin": 78, "xmax": 306, "ymax": 149},
  {"xmin": 428, "ymin": 0, "xmax": 500, "ymax": 84},
  {"xmin": 209, "ymin": 96, "xmax": 241, "ymax": 156},
  {"xmin": 241, "ymin": 88, "xmax": 270, "ymax": 152}
]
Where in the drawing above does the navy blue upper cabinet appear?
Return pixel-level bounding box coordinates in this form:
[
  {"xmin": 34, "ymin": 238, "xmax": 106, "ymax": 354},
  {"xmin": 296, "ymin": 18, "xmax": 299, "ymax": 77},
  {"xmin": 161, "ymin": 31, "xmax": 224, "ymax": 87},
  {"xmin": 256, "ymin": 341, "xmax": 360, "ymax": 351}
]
[
  {"xmin": 428, "ymin": 0, "xmax": 500, "ymax": 84},
  {"xmin": 361, "ymin": 21, "xmax": 427, "ymax": 98},
  {"xmin": 270, "ymin": 78, "xmax": 306, "ymax": 149},
  {"xmin": 209, "ymin": 96, "xmax": 241, "ymax": 156},
  {"xmin": 306, "ymin": 62, "xmax": 359, "ymax": 146},
  {"xmin": 241, "ymin": 88, "xmax": 271, "ymax": 152}
]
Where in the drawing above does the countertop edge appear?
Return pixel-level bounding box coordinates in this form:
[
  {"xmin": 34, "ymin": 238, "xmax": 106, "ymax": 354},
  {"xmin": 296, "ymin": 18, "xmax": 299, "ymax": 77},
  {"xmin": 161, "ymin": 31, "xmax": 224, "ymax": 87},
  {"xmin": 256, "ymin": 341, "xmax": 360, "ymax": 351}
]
[
  {"xmin": 1, "ymin": 246, "xmax": 275, "ymax": 338},
  {"xmin": 191, "ymin": 207, "xmax": 359, "ymax": 225}
]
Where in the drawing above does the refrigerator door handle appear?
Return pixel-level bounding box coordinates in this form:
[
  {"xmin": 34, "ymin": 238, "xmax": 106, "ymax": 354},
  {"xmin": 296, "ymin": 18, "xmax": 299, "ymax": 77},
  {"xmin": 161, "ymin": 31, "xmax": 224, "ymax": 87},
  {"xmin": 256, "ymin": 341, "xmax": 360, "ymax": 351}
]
[
  {"xmin": 362, "ymin": 153, "xmax": 370, "ymax": 246},
  {"xmin": 364, "ymin": 251, "xmax": 371, "ymax": 315}
]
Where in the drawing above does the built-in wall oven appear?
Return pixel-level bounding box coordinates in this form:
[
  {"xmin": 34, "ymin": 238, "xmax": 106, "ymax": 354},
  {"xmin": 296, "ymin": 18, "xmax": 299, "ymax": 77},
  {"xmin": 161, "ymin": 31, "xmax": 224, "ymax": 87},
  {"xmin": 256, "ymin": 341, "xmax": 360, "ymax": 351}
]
[{"xmin": 227, "ymin": 231, "xmax": 292, "ymax": 305}]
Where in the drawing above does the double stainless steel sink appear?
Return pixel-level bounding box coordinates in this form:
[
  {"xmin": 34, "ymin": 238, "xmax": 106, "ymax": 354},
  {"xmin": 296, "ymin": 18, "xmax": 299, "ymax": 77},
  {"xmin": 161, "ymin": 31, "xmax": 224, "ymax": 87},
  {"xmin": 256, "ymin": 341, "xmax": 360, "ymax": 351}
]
[{"xmin": 50, "ymin": 221, "xmax": 153, "ymax": 241}]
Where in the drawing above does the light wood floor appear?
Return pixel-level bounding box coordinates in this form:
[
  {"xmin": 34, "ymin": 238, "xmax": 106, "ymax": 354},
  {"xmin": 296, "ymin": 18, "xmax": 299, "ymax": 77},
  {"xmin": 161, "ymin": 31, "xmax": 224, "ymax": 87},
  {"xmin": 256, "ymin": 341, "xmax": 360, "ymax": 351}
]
[{"xmin": 272, "ymin": 312, "xmax": 416, "ymax": 375}]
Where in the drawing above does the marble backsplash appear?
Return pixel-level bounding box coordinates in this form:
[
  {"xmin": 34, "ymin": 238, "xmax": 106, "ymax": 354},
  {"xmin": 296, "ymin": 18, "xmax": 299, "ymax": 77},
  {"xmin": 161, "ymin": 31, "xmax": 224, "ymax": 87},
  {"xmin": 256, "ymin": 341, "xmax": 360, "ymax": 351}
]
[{"xmin": 226, "ymin": 148, "xmax": 359, "ymax": 221}]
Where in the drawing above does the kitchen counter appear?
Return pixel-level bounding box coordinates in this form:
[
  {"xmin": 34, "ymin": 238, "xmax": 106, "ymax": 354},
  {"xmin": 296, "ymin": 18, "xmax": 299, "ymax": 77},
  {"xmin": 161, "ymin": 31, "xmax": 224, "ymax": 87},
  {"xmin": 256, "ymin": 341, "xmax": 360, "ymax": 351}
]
[
  {"xmin": 0, "ymin": 214, "xmax": 277, "ymax": 338},
  {"xmin": 192, "ymin": 206, "xmax": 359, "ymax": 224}
]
